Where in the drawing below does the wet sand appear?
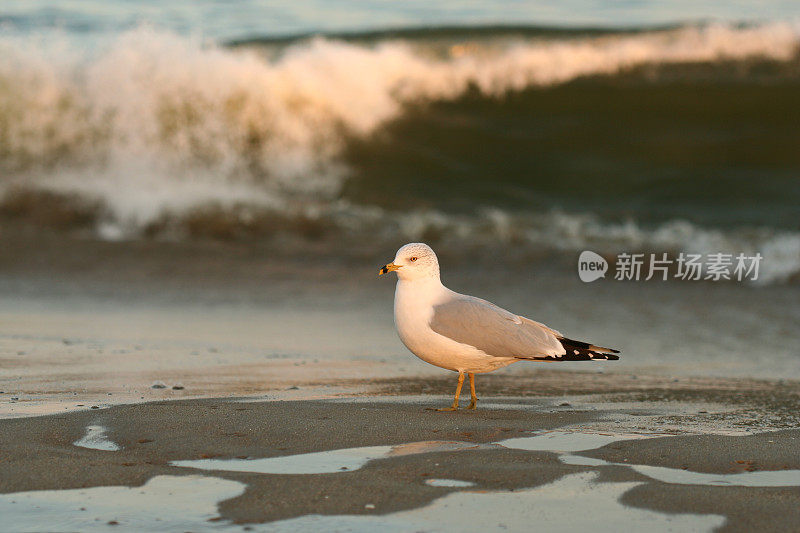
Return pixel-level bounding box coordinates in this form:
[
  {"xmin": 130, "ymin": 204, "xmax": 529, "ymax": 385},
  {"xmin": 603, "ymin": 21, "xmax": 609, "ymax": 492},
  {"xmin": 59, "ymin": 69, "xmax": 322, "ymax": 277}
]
[{"xmin": 1, "ymin": 379, "xmax": 800, "ymax": 532}]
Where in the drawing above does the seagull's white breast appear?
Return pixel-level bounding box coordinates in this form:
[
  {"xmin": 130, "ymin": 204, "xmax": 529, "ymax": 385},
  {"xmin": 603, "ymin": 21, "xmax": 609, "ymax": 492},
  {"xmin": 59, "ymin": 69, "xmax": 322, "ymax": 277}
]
[{"xmin": 393, "ymin": 279, "xmax": 517, "ymax": 373}]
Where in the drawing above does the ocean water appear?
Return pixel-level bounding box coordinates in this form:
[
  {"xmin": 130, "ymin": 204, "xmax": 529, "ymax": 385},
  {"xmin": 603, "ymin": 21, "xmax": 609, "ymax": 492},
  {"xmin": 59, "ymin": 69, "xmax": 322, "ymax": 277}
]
[
  {"xmin": 1, "ymin": 2, "xmax": 800, "ymax": 283},
  {"xmin": 4, "ymin": 1, "xmax": 799, "ymax": 41}
]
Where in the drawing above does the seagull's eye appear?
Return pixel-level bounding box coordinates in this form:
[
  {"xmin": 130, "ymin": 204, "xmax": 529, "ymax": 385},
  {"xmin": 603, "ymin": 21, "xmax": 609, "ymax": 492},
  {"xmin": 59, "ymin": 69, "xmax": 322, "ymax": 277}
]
[{"xmin": 409, "ymin": 256, "xmax": 418, "ymax": 262}]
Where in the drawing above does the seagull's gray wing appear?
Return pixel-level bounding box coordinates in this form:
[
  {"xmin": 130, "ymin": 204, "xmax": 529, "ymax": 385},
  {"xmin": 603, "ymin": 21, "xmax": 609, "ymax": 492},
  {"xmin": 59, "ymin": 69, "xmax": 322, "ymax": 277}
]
[{"xmin": 429, "ymin": 294, "xmax": 566, "ymax": 359}]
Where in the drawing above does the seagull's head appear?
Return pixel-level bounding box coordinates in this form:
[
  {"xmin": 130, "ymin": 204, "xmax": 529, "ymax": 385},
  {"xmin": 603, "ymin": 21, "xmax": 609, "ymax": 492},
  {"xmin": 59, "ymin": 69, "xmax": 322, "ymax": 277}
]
[{"xmin": 379, "ymin": 242, "xmax": 440, "ymax": 281}]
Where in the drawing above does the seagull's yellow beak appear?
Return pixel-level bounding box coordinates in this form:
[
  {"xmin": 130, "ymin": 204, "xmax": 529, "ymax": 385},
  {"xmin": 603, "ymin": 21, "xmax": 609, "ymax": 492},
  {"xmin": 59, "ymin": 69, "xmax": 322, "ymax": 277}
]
[{"xmin": 379, "ymin": 262, "xmax": 402, "ymax": 276}]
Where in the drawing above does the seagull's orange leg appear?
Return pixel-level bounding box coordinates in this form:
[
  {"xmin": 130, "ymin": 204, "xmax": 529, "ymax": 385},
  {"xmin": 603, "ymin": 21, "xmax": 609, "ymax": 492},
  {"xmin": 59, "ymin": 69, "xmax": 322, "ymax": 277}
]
[
  {"xmin": 467, "ymin": 372, "xmax": 478, "ymax": 410},
  {"xmin": 434, "ymin": 372, "xmax": 464, "ymax": 411}
]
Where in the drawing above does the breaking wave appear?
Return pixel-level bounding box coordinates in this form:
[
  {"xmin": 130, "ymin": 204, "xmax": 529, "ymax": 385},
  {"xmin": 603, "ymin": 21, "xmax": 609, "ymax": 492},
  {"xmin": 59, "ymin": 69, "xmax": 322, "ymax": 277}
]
[{"xmin": 1, "ymin": 22, "xmax": 799, "ymax": 283}]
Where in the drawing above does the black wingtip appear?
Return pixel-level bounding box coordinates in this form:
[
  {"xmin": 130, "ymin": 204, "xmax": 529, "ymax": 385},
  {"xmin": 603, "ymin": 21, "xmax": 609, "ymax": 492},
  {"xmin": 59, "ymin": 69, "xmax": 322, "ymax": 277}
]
[
  {"xmin": 556, "ymin": 337, "xmax": 621, "ymax": 361},
  {"xmin": 558, "ymin": 337, "xmax": 620, "ymax": 355}
]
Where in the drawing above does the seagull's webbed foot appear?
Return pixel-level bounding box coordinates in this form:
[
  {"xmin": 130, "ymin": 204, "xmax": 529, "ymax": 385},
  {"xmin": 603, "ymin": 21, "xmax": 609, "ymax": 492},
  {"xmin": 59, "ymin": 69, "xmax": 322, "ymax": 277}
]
[{"xmin": 434, "ymin": 406, "xmax": 458, "ymax": 412}]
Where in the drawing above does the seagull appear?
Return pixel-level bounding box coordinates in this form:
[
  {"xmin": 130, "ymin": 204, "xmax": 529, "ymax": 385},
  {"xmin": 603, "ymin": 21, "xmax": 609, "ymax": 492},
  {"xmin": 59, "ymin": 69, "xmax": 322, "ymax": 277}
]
[{"xmin": 379, "ymin": 243, "xmax": 620, "ymax": 411}]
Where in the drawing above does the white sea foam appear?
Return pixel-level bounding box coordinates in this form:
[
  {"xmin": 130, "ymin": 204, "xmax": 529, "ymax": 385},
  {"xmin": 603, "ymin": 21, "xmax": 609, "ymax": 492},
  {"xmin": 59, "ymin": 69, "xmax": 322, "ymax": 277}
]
[
  {"xmin": 384, "ymin": 207, "xmax": 800, "ymax": 285},
  {"xmin": 2, "ymin": 24, "xmax": 798, "ymax": 216}
]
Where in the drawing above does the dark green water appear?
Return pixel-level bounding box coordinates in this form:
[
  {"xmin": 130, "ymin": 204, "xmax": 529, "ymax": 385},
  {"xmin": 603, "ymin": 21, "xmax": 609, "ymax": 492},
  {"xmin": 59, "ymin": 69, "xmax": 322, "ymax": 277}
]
[{"xmin": 345, "ymin": 66, "xmax": 800, "ymax": 231}]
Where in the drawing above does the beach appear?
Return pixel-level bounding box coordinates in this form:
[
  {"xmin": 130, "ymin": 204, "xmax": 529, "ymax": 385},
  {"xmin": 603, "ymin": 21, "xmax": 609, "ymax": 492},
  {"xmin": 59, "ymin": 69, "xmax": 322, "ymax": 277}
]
[
  {"xmin": 2, "ymin": 1, "xmax": 800, "ymax": 530},
  {"xmin": 1, "ymin": 234, "xmax": 799, "ymax": 531}
]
